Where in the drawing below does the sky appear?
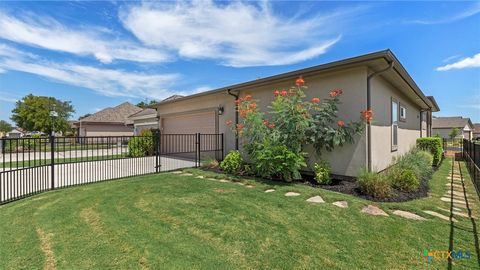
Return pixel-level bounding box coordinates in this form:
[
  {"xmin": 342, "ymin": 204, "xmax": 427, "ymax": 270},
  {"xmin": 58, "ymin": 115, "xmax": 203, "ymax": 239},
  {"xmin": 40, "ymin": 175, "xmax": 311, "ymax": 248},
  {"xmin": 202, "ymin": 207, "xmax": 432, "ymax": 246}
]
[{"xmin": 0, "ymin": 1, "xmax": 479, "ymax": 123}]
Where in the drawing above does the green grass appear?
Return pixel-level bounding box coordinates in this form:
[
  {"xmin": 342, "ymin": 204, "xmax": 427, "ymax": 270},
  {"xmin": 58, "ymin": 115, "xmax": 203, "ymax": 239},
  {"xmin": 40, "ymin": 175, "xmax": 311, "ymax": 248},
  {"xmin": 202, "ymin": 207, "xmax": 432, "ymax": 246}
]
[
  {"xmin": 3, "ymin": 143, "xmax": 113, "ymax": 153},
  {"xmin": 2, "ymin": 154, "xmax": 125, "ymax": 168},
  {"xmin": 0, "ymin": 158, "xmax": 479, "ymax": 269}
]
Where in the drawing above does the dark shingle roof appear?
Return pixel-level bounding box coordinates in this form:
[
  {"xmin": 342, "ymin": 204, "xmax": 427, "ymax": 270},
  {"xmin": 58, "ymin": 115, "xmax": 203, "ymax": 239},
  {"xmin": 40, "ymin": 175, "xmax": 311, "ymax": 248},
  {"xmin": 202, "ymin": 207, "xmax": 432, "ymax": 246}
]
[
  {"xmin": 80, "ymin": 102, "xmax": 142, "ymax": 123},
  {"xmin": 128, "ymin": 108, "xmax": 157, "ymax": 118},
  {"xmin": 473, "ymin": 123, "xmax": 480, "ymax": 134},
  {"xmin": 432, "ymin": 117, "xmax": 472, "ymax": 129}
]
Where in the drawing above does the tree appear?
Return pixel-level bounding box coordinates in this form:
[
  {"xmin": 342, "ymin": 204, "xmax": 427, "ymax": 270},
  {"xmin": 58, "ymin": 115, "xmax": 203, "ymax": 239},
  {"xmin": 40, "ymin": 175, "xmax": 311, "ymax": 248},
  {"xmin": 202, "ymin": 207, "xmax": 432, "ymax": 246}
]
[
  {"xmin": 449, "ymin": 128, "xmax": 460, "ymax": 140},
  {"xmin": 11, "ymin": 94, "xmax": 75, "ymax": 135},
  {"xmin": 78, "ymin": 113, "xmax": 92, "ymax": 120},
  {"xmin": 136, "ymin": 100, "xmax": 156, "ymax": 108},
  {"xmin": 0, "ymin": 120, "xmax": 13, "ymax": 133}
]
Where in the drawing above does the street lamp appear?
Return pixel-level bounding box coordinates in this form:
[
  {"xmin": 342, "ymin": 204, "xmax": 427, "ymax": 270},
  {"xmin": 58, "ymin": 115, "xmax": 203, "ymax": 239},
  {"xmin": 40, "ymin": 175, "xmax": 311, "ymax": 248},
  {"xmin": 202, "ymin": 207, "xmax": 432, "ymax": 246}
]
[{"xmin": 49, "ymin": 111, "xmax": 58, "ymax": 136}]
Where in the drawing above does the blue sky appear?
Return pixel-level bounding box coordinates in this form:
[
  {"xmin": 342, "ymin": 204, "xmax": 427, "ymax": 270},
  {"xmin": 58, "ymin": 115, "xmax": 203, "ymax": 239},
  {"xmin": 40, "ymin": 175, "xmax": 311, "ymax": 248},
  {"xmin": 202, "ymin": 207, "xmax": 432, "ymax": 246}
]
[{"xmin": 0, "ymin": 1, "xmax": 479, "ymax": 123}]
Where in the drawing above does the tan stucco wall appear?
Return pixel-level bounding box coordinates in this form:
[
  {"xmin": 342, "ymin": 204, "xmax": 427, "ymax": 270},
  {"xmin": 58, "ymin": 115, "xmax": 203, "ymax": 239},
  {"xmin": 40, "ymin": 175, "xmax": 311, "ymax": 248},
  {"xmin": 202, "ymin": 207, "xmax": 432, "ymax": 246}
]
[
  {"xmin": 84, "ymin": 123, "xmax": 134, "ymax": 136},
  {"xmin": 370, "ymin": 75, "xmax": 422, "ymax": 172},
  {"xmin": 156, "ymin": 67, "xmax": 368, "ymax": 176}
]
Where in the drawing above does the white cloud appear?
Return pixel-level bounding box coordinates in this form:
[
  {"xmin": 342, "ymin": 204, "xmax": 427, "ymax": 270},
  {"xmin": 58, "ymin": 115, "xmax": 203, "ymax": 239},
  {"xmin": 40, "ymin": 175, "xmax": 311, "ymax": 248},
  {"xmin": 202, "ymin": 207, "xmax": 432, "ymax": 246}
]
[
  {"xmin": 120, "ymin": 1, "xmax": 348, "ymax": 67},
  {"xmin": 0, "ymin": 44, "xmax": 180, "ymax": 99},
  {"xmin": 408, "ymin": 2, "xmax": 480, "ymax": 24},
  {"xmin": 436, "ymin": 53, "xmax": 480, "ymax": 71},
  {"xmin": 0, "ymin": 11, "xmax": 169, "ymax": 63}
]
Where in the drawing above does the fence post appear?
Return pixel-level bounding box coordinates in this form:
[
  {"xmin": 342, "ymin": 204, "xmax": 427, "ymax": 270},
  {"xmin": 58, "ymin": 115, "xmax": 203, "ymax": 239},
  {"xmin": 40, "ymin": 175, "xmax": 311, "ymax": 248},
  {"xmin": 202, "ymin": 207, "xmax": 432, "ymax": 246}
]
[
  {"xmin": 155, "ymin": 130, "xmax": 161, "ymax": 173},
  {"xmin": 196, "ymin": 133, "xmax": 201, "ymax": 168},
  {"xmin": 221, "ymin": 133, "xmax": 224, "ymax": 160},
  {"xmin": 50, "ymin": 135, "xmax": 55, "ymax": 190}
]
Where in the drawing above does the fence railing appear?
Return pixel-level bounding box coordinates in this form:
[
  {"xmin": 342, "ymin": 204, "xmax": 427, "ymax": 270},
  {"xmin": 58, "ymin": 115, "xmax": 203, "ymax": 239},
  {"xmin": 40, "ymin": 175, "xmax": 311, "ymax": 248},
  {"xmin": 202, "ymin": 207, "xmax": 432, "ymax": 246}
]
[
  {"xmin": 443, "ymin": 138, "xmax": 463, "ymax": 152},
  {"xmin": 463, "ymin": 139, "xmax": 480, "ymax": 198},
  {"xmin": 0, "ymin": 132, "xmax": 223, "ymax": 204}
]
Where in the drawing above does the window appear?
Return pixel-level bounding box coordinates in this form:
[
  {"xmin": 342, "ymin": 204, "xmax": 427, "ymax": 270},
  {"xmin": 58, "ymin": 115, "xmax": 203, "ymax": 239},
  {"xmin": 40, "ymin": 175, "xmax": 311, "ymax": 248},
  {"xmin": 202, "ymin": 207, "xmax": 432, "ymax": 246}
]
[
  {"xmin": 392, "ymin": 98, "xmax": 398, "ymax": 151},
  {"xmin": 400, "ymin": 105, "xmax": 406, "ymax": 121}
]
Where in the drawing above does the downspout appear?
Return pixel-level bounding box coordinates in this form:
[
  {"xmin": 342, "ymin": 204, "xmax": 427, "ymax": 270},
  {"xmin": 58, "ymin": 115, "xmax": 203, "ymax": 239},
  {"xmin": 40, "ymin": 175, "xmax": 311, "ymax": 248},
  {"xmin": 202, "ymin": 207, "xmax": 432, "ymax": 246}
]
[
  {"xmin": 366, "ymin": 60, "xmax": 394, "ymax": 172},
  {"xmin": 227, "ymin": 89, "xmax": 240, "ymax": 150}
]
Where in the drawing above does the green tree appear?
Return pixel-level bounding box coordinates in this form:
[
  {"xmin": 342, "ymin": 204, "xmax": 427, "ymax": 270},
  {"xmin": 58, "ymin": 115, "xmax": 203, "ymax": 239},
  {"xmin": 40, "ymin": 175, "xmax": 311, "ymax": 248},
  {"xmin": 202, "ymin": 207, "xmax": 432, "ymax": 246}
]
[
  {"xmin": 449, "ymin": 128, "xmax": 460, "ymax": 140},
  {"xmin": 0, "ymin": 120, "xmax": 13, "ymax": 134},
  {"xmin": 11, "ymin": 94, "xmax": 74, "ymax": 135},
  {"xmin": 136, "ymin": 100, "xmax": 156, "ymax": 108}
]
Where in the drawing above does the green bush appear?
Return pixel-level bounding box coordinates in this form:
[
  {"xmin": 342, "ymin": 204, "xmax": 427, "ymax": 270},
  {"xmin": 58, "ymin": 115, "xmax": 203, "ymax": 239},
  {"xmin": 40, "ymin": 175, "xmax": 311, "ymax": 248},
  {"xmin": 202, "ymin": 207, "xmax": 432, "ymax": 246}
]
[
  {"xmin": 128, "ymin": 130, "xmax": 154, "ymax": 157},
  {"xmin": 357, "ymin": 168, "xmax": 391, "ymax": 198},
  {"xmin": 220, "ymin": 151, "xmax": 243, "ymax": 174},
  {"xmin": 416, "ymin": 137, "xmax": 443, "ymax": 166},
  {"xmin": 396, "ymin": 150, "xmax": 433, "ymax": 182},
  {"xmin": 390, "ymin": 168, "xmax": 419, "ymax": 192},
  {"xmin": 313, "ymin": 160, "xmax": 331, "ymax": 184}
]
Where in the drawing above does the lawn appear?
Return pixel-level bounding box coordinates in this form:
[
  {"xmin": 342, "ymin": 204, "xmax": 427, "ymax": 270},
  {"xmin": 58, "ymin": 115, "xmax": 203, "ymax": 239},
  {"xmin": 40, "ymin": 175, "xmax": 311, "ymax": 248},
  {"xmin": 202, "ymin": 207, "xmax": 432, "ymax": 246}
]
[
  {"xmin": 2, "ymin": 154, "xmax": 125, "ymax": 169},
  {"xmin": 0, "ymin": 157, "xmax": 478, "ymax": 269}
]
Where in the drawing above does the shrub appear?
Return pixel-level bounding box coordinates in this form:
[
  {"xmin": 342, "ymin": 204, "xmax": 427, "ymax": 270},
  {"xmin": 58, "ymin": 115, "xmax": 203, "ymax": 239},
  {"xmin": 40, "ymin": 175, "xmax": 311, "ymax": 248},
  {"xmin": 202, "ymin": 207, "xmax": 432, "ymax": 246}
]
[
  {"xmin": 201, "ymin": 157, "xmax": 219, "ymax": 169},
  {"xmin": 313, "ymin": 160, "xmax": 331, "ymax": 184},
  {"xmin": 416, "ymin": 137, "xmax": 443, "ymax": 166},
  {"xmin": 128, "ymin": 130, "xmax": 154, "ymax": 157},
  {"xmin": 396, "ymin": 150, "xmax": 433, "ymax": 182},
  {"xmin": 390, "ymin": 168, "xmax": 419, "ymax": 192},
  {"xmin": 220, "ymin": 151, "xmax": 243, "ymax": 174},
  {"xmin": 357, "ymin": 168, "xmax": 391, "ymax": 198}
]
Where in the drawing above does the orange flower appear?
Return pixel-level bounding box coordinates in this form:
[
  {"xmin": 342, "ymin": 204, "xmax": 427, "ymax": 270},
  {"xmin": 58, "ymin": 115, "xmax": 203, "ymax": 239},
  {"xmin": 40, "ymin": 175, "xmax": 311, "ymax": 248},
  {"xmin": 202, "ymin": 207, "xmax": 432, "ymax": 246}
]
[
  {"xmin": 268, "ymin": 123, "xmax": 275, "ymax": 129},
  {"xmin": 361, "ymin": 109, "xmax": 373, "ymax": 123},
  {"xmin": 249, "ymin": 103, "xmax": 257, "ymax": 109},
  {"xmin": 280, "ymin": 90, "xmax": 288, "ymax": 97},
  {"xmin": 337, "ymin": 120, "xmax": 345, "ymax": 127},
  {"xmin": 239, "ymin": 110, "xmax": 247, "ymax": 118},
  {"xmin": 244, "ymin": 95, "xmax": 252, "ymax": 101},
  {"xmin": 236, "ymin": 124, "xmax": 244, "ymax": 129},
  {"xmin": 226, "ymin": 120, "xmax": 233, "ymax": 126},
  {"xmin": 295, "ymin": 76, "xmax": 305, "ymax": 86},
  {"xmin": 263, "ymin": 119, "xmax": 269, "ymax": 125},
  {"xmin": 274, "ymin": 90, "xmax": 280, "ymax": 96},
  {"xmin": 329, "ymin": 91, "xmax": 338, "ymax": 98},
  {"xmin": 329, "ymin": 88, "xmax": 343, "ymax": 98},
  {"xmin": 311, "ymin": 97, "xmax": 320, "ymax": 104},
  {"xmin": 235, "ymin": 99, "xmax": 241, "ymax": 105}
]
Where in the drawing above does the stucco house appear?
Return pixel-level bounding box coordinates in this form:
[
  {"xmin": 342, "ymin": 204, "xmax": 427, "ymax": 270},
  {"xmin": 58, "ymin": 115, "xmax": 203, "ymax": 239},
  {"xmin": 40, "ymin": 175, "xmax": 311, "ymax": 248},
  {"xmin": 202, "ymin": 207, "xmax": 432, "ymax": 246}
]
[
  {"xmin": 7, "ymin": 128, "xmax": 25, "ymax": 138},
  {"xmin": 127, "ymin": 108, "xmax": 158, "ymax": 135},
  {"xmin": 432, "ymin": 117, "xmax": 474, "ymax": 140},
  {"xmin": 473, "ymin": 123, "xmax": 480, "ymax": 139},
  {"xmin": 73, "ymin": 102, "xmax": 142, "ymax": 137},
  {"xmin": 152, "ymin": 50, "xmax": 440, "ymax": 177}
]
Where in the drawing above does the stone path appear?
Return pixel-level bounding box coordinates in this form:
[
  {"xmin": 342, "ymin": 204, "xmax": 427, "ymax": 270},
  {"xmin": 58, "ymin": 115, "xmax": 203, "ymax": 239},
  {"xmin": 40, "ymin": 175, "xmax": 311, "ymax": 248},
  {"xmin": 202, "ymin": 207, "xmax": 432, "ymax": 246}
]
[
  {"xmin": 285, "ymin": 192, "xmax": 300, "ymax": 197},
  {"xmin": 332, "ymin": 201, "xmax": 348, "ymax": 208},
  {"xmin": 361, "ymin": 205, "xmax": 389, "ymax": 216},
  {"xmin": 392, "ymin": 210, "xmax": 426, "ymax": 220},
  {"xmin": 306, "ymin": 196, "xmax": 325, "ymax": 203}
]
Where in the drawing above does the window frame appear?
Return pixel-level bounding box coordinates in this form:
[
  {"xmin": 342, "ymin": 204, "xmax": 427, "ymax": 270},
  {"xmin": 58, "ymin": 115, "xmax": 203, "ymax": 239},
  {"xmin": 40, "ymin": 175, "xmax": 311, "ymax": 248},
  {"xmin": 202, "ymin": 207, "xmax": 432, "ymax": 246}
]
[
  {"xmin": 399, "ymin": 103, "xmax": 407, "ymax": 122},
  {"xmin": 391, "ymin": 97, "xmax": 399, "ymax": 152}
]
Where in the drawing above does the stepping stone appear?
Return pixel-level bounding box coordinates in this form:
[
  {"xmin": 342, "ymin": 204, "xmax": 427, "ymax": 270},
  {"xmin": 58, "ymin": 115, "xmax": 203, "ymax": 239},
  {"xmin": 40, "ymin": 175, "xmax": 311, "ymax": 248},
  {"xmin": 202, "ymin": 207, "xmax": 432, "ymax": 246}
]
[
  {"xmin": 332, "ymin": 201, "xmax": 348, "ymax": 208},
  {"xmin": 446, "ymin": 190, "xmax": 471, "ymax": 197},
  {"xmin": 265, "ymin": 189, "xmax": 275, "ymax": 193},
  {"xmin": 195, "ymin": 175, "xmax": 204, "ymax": 179},
  {"xmin": 423, "ymin": 210, "xmax": 457, "ymax": 222},
  {"xmin": 306, "ymin": 196, "xmax": 325, "ymax": 203},
  {"xmin": 446, "ymin": 183, "xmax": 464, "ymax": 189},
  {"xmin": 219, "ymin": 179, "xmax": 230, "ymax": 183},
  {"xmin": 172, "ymin": 171, "xmax": 182, "ymax": 174},
  {"xmin": 236, "ymin": 182, "xmax": 245, "ymax": 186},
  {"xmin": 180, "ymin": 173, "xmax": 193, "ymax": 176},
  {"xmin": 245, "ymin": 185, "xmax": 254, "ymax": 188},
  {"xmin": 361, "ymin": 205, "xmax": 389, "ymax": 216},
  {"xmin": 453, "ymin": 207, "xmax": 463, "ymax": 212},
  {"xmin": 441, "ymin": 197, "xmax": 467, "ymax": 204},
  {"xmin": 207, "ymin": 178, "xmax": 217, "ymax": 181},
  {"xmin": 437, "ymin": 207, "xmax": 476, "ymax": 219},
  {"xmin": 285, "ymin": 192, "xmax": 300, "ymax": 197},
  {"xmin": 392, "ymin": 210, "xmax": 426, "ymax": 220}
]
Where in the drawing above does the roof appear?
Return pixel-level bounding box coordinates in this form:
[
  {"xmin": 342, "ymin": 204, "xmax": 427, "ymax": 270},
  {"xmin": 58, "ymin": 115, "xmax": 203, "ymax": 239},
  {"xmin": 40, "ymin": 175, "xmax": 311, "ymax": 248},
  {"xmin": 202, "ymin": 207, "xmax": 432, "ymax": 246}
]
[
  {"xmin": 8, "ymin": 128, "xmax": 24, "ymax": 134},
  {"xmin": 162, "ymin": 95, "xmax": 184, "ymax": 102},
  {"xmin": 127, "ymin": 108, "xmax": 157, "ymax": 119},
  {"xmin": 78, "ymin": 102, "xmax": 142, "ymax": 124},
  {"xmin": 426, "ymin": 96, "xmax": 440, "ymax": 112},
  {"xmin": 473, "ymin": 123, "xmax": 480, "ymax": 134},
  {"xmin": 432, "ymin": 117, "xmax": 473, "ymax": 129},
  {"xmin": 151, "ymin": 49, "xmax": 434, "ymax": 111}
]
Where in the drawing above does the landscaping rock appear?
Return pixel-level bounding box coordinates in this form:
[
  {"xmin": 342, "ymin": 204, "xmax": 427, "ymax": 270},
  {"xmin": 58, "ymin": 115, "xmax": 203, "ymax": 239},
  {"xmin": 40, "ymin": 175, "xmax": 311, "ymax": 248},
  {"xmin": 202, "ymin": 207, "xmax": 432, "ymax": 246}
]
[
  {"xmin": 437, "ymin": 207, "xmax": 475, "ymax": 219},
  {"xmin": 207, "ymin": 178, "xmax": 217, "ymax": 181},
  {"xmin": 332, "ymin": 201, "xmax": 348, "ymax": 208},
  {"xmin": 392, "ymin": 210, "xmax": 426, "ymax": 220},
  {"xmin": 172, "ymin": 171, "xmax": 182, "ymax": 174},
  {"xmin": 265, "ymin": 189, "xmax": 275, "ymax": 193},
  {"xmin": 306, "ymin": 196, "xmax": 325, "ymax": 203},
  {"xmin": 236, "ymin": 182, "xmax": 245, "ymax": 186},
  {"xmin": 423, "ymin": 210, "xmax": 457, "ymax": 222},
  {"xmin": 180, "ymin": 173, "xmax": 193, "ymax": 176},
  {"xmin": 361, "ymin": 205, "xmax": 389, "ymax": 216},
  {"xmin": 245, "ymin": 185, "xmax": 254, "ymax": 188},
  {"xmin": 285, "ymin": 192, "xmax": 300, "ymax": 197},
  {"xmin": 446, "ymin": 190, "xmax": 470, "ymax": 197},
  {"xmin": 219, "ymin": 179, "xmax": 230, "ymax": 183},
  {"xmin": 440, "ymin": 197, "xmax": 467, "ymax": 204},
  {"xmin": 195, "ymin": 176, "xmax": 204, "ymax": 179}
]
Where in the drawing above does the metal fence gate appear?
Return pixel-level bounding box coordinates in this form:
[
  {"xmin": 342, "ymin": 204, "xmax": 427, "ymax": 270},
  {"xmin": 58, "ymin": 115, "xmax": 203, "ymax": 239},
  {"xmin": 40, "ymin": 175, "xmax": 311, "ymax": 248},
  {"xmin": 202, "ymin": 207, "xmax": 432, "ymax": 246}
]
[{"xmin": 0, "ymin": 132, "xmax": 223, "ymax": 204}]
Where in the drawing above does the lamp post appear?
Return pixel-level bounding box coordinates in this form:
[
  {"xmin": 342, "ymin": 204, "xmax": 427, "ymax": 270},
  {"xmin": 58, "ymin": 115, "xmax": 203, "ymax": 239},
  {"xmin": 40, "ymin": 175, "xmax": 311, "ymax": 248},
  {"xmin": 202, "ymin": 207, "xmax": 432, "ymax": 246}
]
[{"xmin": 49, "ymin": 111, "xmax": 58, "ymax": 136}]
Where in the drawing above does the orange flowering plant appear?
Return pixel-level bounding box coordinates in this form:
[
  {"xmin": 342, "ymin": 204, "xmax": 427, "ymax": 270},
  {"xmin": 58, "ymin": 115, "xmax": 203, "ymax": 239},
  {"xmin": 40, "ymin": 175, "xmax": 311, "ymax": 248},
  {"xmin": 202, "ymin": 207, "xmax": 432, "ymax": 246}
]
[{"xmin": 227, "ymin": 77, "xmax": 366, "ymax": 181}]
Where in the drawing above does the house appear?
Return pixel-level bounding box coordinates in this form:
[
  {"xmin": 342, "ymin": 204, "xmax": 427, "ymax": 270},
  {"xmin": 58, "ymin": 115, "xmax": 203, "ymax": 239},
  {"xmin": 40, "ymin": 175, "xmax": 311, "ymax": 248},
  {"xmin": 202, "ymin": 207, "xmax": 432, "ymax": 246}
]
[
  {"xmin": 72, "ymin": 102, "xmax": 142, "ymax": 137},
  {"xmin": 127, "ymin": 108, "xmax": 158, "ymax": 135},
  {"xmin": 432, "ymin": 117, "xmax": 474, "ymax": 140},
  {"xmin": 152, "ymin": 50, "xmax": 440, "ymax": 177},
  {"xmin": 473, "ymin": 123, "xmax": 480, "ymax": 139},
  {"xmin": 7, "ymin": 128, "xmax": 25, "ymax": 138}
]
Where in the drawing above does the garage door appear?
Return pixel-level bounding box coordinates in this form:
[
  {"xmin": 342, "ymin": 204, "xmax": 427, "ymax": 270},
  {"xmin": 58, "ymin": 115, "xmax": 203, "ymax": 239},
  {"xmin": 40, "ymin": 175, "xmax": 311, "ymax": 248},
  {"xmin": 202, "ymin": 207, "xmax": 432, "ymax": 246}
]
[{"xmin": 161, "ymin": 111, "xmax": 216, "ymax": 134}]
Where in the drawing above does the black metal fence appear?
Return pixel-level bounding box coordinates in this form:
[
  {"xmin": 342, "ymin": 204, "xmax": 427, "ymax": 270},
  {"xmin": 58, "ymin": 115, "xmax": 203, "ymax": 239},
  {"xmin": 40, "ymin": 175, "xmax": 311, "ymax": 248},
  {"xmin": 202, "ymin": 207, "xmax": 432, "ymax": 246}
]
[
  {"xmin": 463, "ymin": 139, "xmax": 480, "ymax": 198},
  {"xmin": 0, "ymin": 132, "xmax": 223, "ymax": 204},
  {"xmin": 443, "ymin": 138, "xmax": 463, "ymax": 153}
]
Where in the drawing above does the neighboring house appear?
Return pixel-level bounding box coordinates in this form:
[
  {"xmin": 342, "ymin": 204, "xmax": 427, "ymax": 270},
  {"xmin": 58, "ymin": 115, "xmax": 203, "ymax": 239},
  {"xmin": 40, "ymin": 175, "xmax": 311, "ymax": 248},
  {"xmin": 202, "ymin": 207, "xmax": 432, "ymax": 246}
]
[
  {"xmin": 473, "ymin": 123, "xmax": 480, "ymax": 139},
  {"xmin": 127, "ymin": 108, "xmax": 158, "ymax": 135},
  {"xmin": 72, "ymin": 102, "xmax": 142, "ymax": 137},
  {"xmin": 432, "ymin": 117, "xmax": 474, "ymax": 140},
  {"xmin": 7, "ymin": 128, "xmax": 25, "ymax": 138},
  {"xmin": 152, "ymin": 50, "xmax": 440, "ymax": 177}
]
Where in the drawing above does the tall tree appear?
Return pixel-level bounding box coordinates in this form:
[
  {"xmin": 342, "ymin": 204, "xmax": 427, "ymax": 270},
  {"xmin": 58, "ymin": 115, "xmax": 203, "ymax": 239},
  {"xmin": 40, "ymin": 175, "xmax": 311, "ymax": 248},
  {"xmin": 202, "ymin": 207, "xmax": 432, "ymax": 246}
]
[
  {"xmin": 11, "ymin": 94, "xmax": 75, "ymax": 135},
  {"xmin": 136, "ymin": 100, "xmax": 156, "ymax": 108},
  {"xmin": 449, "ymin": 127, "xmax": 460, "ymax": 140},
  {"xmin": 0, "ymin": 120, "xmax": 13, "ymax": 133}
]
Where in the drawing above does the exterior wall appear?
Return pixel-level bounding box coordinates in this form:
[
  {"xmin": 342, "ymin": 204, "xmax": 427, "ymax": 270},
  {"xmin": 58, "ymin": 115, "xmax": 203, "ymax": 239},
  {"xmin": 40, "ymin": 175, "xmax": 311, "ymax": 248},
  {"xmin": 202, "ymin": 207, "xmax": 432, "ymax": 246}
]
[
  {"xmin": 83, "ymin": 123, "xmax": 134, "ymax": 137},
  {"xmin": 133, "ymin": 117, "xmax": 159, "ymax": 135},
  {"xmin": 156, "ymin": 67, "xmax": 368, "ymax": 177},
  {"xmin": 370, "ymin": 76, "xmax": 422, "ymax": 172}
]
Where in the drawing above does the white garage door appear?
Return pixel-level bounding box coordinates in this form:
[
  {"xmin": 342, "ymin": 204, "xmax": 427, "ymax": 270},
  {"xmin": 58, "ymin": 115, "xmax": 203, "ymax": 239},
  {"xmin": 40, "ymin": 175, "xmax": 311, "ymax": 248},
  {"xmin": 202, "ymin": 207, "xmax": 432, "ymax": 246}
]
[{"xmin": 161, "ymin": 111, "xmax": 216, "ymax": 134}]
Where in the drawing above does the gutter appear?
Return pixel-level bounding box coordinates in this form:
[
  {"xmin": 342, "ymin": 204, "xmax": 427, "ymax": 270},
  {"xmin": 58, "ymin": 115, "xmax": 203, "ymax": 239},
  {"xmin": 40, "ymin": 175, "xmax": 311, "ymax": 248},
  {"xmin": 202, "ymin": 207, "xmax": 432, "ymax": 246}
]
[
  {"xmin": 227, "ymin": 89, "xmax": 240, "ymax": 150},
  {"xmin": 366, "ymin": 61, "xmax": 394, "ymax": 172}
]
